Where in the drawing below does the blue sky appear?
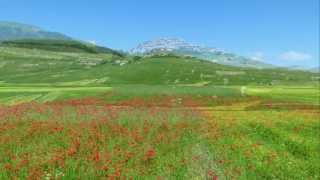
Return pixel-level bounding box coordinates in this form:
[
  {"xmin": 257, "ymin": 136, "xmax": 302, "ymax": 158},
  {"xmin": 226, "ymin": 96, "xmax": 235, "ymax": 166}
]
[{"xmin": 1, "ymin": 0, "xmax": 319, "ymax": 67}]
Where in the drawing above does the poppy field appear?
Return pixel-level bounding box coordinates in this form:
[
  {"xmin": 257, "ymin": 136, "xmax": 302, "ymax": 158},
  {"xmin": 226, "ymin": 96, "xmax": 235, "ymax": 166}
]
[{"xmin": 0, "ymin": 85, "xmax": 319, "ymax": 179}]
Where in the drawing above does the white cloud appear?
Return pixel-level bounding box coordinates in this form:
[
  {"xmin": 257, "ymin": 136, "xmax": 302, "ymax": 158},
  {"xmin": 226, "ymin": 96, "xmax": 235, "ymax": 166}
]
[
  {"xmin": 279, "ymin": 51, "xmax": 312, "ymax": 61},
  {"xmin": 250, "ymin": 51, "xmax": 264, "ymax": 61}
]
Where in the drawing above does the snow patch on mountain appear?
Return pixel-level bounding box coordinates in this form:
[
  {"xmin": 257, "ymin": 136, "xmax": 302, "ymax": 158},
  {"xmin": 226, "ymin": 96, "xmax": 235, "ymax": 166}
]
[
  {"xmin": 130, "ymin": 38, "xmax": 223, "ymax": 55},
  {"xmin": 130, "ymin": 38, "xmax": 273, "ymax": 69}
]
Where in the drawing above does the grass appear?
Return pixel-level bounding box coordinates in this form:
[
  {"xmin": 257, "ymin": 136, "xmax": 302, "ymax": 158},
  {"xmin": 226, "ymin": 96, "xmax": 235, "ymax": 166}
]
[
  {"xmin": 0, "ymin": 85, "xmax": 319, "ymax": 179},
  {"xmin": 0, "ymin": 42, "xmax": 319, "ymax": 179},
  {"xmin": 0, "ymin": 101, "xmax": 208, "ymax": 179},
  {"xmin": 203, "ymin": 101, "xmax": 320, "ymax": 179},
  {"xmin": 0, "ymin": 45, "xmax": 318, "ymax": 86},
  {"xmin": 246, "ymin": 86, "xmax": 320, "ymax": 104},
  {"xmin": 0, "ymin": 87, "xmax": 111, "ymax": 105},
  {"xmin": 1, "ymin": 39, "xmax": 124, "ymax": 55}
]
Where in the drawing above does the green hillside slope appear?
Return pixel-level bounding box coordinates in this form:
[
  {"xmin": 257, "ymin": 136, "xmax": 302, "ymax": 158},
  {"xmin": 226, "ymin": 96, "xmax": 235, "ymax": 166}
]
[
  {"xmin": 0, "ymin": 41, "xmax": 318, "ymax": 86},
  {"xmin": 1, "ymin": 39, "xmax": 123, "ymax": 55}
]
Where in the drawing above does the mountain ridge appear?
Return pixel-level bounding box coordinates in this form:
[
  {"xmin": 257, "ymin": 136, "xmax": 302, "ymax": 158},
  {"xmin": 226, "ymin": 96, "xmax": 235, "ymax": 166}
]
[
  {"xmin": 0, "ymin": 21, "xmax": 72, "ymax": 41},
  {"xmin": 130, "ymin": 38, "xmax": 274, "ymax": 69}
]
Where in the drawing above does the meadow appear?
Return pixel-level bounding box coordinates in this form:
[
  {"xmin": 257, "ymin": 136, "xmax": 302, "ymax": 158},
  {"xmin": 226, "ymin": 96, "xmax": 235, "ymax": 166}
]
[
  {"xmin": 0, "ymin": 85, "xmax": 319, "ymax": 179},
  {"xmin": 0, "ymin": 41, "xmax": 319, "ymax": 179}
]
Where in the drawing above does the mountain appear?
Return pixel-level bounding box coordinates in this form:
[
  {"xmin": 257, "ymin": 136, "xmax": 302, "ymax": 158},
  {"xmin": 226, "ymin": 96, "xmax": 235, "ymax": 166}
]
[
  {"xmin": 0, "ymin": 21, "xmax": 72, "ymax": 41},
  {"xmin": 130, "ymin": 38, "xmax": 274, "ymax": 69}
]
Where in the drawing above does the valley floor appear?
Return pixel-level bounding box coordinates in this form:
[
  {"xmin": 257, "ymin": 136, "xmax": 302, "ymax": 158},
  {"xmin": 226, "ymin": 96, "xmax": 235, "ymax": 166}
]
[{"xmin": 0, "ymin": 85, "xmax": 319, "ymax": 179}]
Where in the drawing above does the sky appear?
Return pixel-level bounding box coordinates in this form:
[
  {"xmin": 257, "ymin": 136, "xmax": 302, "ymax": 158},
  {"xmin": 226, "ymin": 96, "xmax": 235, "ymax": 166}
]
[{"xmin": 1, "ymin": 0, "xmax": 319, "ymax": 68}]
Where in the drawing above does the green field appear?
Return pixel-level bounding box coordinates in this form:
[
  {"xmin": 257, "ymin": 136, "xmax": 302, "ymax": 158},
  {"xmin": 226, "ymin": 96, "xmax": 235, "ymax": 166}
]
[
  {"xmin": 0, "ymin": 87, "xmax": 111, "ymax": 105},
  {"xmin": 0, "ymin": 85, "xmax": 319, "ymax": 179},
  {"xmin": 1, "ymin": 85, "xmax": 318, "ymax": 105},
  {"xmin": 0, "ymin": 41, "xmax": 318, "ymax": 86},
  {"xmin": 0, "ymin": 40, "xmax": 319, "ymax": 179}
]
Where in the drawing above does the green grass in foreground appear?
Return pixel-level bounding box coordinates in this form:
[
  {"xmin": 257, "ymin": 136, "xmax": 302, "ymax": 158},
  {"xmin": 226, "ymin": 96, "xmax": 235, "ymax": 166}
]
[
  {"xmin": 0, "ymin": 105, "xmax": 208, "ymax": 179},
  {"xmin": 247, "ymin": 86, "xmax": 320, "ymax": 104},
  {"xmin": 202, "ymin": 98, "xmax": 320, "ymax": 179},
  {"xmin": 0, "ymin": 87, "xmax": 111, "ymax": 105},
  {"xmin": 0, "ymin": 85, "xmax": 319, "ymax": 179},
  {"xmin": 1, "ymin": 85, "xmax": 319, "ymax": 105}
]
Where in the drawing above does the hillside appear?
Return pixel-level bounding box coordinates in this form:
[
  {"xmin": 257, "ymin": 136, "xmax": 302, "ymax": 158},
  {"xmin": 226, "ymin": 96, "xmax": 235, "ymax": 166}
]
[
  {"xmin": 0, "ymin": 43, "xmax": 318, "ymax": 86},
  {"xmin": 0, "ymin": 21, "xmax": 71, "ymax": 41},
  {"xmin": 0, "ymin": 39, "xmax": 124, "ymax": 55}
]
